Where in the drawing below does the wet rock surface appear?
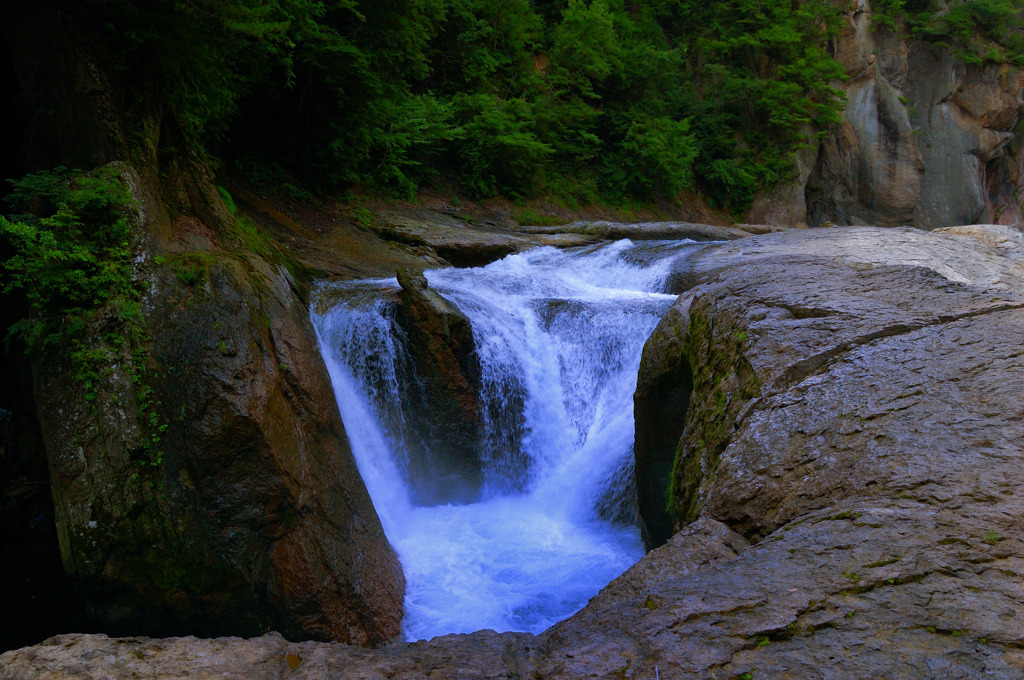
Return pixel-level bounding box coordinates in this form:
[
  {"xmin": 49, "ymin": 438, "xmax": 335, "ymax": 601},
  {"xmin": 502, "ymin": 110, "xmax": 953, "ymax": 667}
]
[
  {"xmin": 632, "ymin": 224, "xmax": 1024, "ymax": 677},
  {"xmin": 393, "ymin": 269, "xmax": 485, "ymax": 505},
  {"xmin": 633, "ymin": 301, "xmax": 694, "ymax": 548},
  {"xmin": 1, "ymin": 27, "xmax": 406, "ymax": 638},
  {"xmin": 8, "ymin": 225, "xmax": 1024, "ymax": 677},
  {"xmin": 144, "ymin": 252, "xmax": 405, "ymax": 645},
  {"xmin": 520, "ymin": 220, "xmax": 759, "ymax": 241},
  {"xmin": 374, "ymin": 209, "xmax": 531, "ymax": 267},
  {"xmin": 665, "ymin": 224, "xmax": 1024, "ymax": 293},
  {"xmin": 0, "ymin": 630, "xmax": 537, "ymax": 680},
  {"xmin": 30, "ymin": 165, "xmax": 406, "ymax": 646}
]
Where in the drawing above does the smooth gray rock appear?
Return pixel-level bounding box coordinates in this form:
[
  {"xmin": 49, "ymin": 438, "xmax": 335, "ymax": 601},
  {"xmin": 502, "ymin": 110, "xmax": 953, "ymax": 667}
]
[
  {"xmin": 632, "ymin": 224, "xmax": 1024, "ymax": 678},
  {"xmin": 769, "ymin": 3, "xmax": 1024, "ymax": 229}
]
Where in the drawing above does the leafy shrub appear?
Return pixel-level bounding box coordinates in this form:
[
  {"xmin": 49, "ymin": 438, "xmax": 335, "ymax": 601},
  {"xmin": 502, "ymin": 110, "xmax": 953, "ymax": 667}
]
[
  {"xmin": 451, "ymin": 93, "xmax": 552, "ymax": 198},
  {"xmin": 873, "ymin": 0, "xmax": 1024, "ymax": 64},
  {"xmin": 606, "ymin": 117, "xmax": 698, "ymax": 199},
  {"xmin": 2, "ymin": 165, "xmax": 168, "ymax": 465},
  {"xmin": 1, "ymin": 166, "xmax": 136, "ymax": 352}
]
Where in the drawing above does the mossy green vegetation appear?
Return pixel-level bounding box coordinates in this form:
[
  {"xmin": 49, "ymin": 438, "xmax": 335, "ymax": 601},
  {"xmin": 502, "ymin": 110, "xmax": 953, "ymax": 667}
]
[
  {"xmin": 1, "ymin": 166, "xmax": 141, "ymax": 389},
  {"xmin": 63, "ymin": 0, "xmax": 849, "ymax": 213},
  {"xmin": 666, "ymin": 302, "xmax": 762, "ymax": 523},
  {"xmin": 1, "ymin": 166, "xmax": 136, "ymax": 355}
]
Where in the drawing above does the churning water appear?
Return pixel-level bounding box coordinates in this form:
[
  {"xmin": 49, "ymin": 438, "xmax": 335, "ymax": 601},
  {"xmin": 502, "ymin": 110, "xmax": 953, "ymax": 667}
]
[{"xmin": 311, "ymin": 239, "xmax": 694, "ymax": 640}]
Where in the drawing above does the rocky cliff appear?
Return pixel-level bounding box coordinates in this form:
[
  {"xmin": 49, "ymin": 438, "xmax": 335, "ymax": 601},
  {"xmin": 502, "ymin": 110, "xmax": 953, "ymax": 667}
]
[
  {"xmin": 5, "ymin": 0, "xmax": 1024, "ymax": 670},
  {"xmin": 750, "ymin": 0, "xmax": 1024, "ymax": 229},
  {"xmin": 6, "ymin": 225, "xmax": 1024, "ymax": 678},
  {"xmin": 1, "ymin": 6, "xmax": 403, "ymax": 645}
]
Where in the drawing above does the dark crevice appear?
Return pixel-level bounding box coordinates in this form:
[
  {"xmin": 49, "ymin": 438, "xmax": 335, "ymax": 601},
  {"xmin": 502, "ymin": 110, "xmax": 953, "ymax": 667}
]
[
  {"xmin": 0, "ymin": 17, "xmax": 98, "ymax": 653},
  {"xmin": 634, "ymin": 302, "xmax": 696, "ymax": 549},
  {"xmin": 780, "ymin": 304, "xmax": 834, "ymax": 319}
]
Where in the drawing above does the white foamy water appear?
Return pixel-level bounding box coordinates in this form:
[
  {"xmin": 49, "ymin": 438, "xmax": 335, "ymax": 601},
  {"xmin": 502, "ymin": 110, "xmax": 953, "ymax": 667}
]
[{"xmin": 312, "ymin": 239, "xmax": 695, "ymax": 640}]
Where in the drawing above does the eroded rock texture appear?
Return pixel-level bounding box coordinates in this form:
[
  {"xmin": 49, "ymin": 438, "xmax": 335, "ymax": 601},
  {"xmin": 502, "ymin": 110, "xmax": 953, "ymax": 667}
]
[
  {"xmin": 3, "ymin": 6, "xmax": 404, "ymax": 641},
  {"xmin": 393, "ymin": 269, "xmax": 484, "ymax": 505},
  {"xmin": 755, "ymin": 1, "xmax": 1024, "ymax": 229},
  {"xmin": 7, "ymin": 227, "xmax": 1024, "ymax": 678},
  {"xmin": 32, "ymin": 165, "xmax": 405, "ymax": 645},
  {"xmin": 630, "ymin": 224, "xmax": 1024, "ymax": 677}
]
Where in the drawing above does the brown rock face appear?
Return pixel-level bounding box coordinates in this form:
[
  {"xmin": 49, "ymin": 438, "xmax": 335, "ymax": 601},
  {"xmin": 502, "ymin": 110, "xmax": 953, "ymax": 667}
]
[
  {"xmin": 393, "ymin": 269, "xmax": 484, "ymax": 505},
  {"xmin": 9, "ymin": 227, "xmax": 1024, "ymax": 678},
  {"xmin": 148, "ymin": 254, "xmax": 405, "ymax": 645},
  {"xmin": 33, "ymin": 166, "xmax": 405, "ymax": 644},
  {"xmin": 1, "ymin": 2, "xmax": 404, "ymax": 644}
]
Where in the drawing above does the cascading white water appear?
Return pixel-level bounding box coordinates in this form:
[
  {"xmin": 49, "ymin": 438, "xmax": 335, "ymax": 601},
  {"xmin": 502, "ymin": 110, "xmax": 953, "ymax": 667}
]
[{"xmin": 312, "ymin": 239, "xmax": 696, "ymax": 641}]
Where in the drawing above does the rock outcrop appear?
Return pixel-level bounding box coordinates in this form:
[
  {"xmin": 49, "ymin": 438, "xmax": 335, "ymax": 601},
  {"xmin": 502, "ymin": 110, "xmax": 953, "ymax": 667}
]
[
  {"xmin": 31, "ymin": 163, "xmax": 405, "ymax": 645},
  {"xmin": 393, "ymin": 269, "xmax": 484, "ymax": 505},
  {"xmin": 632, "ymin": 302, "xmax": 693, "ymax": 548},
  {"xmin": 520, "ymin": 220, "xmax": 760, "ymax": 241},
  {"xmin": 754, "ymin": 1, "xmax": 1024, "ymax": 229},
  {"xmin": 2, "ymin": 6, "xmax": 404, "ymax": 645},
  {"xmin": 630, "ymin": 224, "xmax": 1024, "ymax": 676},
  {"xmin": 8, "ymin": 226, "xmax": 1024, "ymax": 677},
  {"xmin": 375, "ymin": 209, "xmax": 529, "ymax": 267}
]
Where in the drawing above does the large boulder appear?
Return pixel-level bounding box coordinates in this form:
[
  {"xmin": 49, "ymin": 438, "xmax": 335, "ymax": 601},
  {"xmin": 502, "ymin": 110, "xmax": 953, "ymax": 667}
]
[
  {"xmin": 393, "ymin": 269, "xmax": 484, "ymax": 505},
  {"xmin": 648, "ymin": 224, "xmax": 1024, "ymax": 536},
  {"xmin": 2, "ymin": 3, "xmax": 404, "ymax": 643},
  {"xmin": 623, "ymin": 224, "xmax": 1024, "ymax": 677},
  {"xmin": 374, "ymin": 208, "xmax": 528, "ymax": 267},
  {"xmin": 665, "ymin": 224, "xmax": 1022, "ymax": 293}
]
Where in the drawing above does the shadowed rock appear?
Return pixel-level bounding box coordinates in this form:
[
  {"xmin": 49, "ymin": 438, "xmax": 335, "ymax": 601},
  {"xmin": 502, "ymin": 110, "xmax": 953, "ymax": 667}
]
[
  {"xmin": 393, "ymin": 269, "xmax": 484, "ymax": 505},
  {"xmin": 32, "ymin": 172, "xmax": 405, "ymax": 645},
  {"xmin": 520, "ymin": 220, "xmax": 756, "ymax": 241}
]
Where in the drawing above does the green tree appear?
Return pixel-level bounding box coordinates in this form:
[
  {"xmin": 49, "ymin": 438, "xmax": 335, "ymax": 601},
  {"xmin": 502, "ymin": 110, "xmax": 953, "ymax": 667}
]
[{"xmin": 61, "ymin": 0, "xmax": 853, "ymax": 210}]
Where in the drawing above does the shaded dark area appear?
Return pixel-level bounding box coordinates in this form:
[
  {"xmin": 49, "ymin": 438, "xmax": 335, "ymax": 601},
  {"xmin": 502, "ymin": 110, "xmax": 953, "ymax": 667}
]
[
  {"xmin": 0, "ymin": 28, "xmax": 95, "ymax": 654},
  {"xmin": 633, "ymin": 304, "xmax": 694, "ymax": 550},
  {"xmin": 0, "ymin": 395, "xmax": 95, "ymax": 654},
  {"xmin": 0, "ymin": 39, "xmax": 26, "ymax": 194}
]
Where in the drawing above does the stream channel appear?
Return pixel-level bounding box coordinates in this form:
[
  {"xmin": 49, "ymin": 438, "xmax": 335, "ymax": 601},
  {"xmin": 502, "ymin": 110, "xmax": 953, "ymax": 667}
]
[{"xmin": 311, "ymin": 239, "xmax": 698, "ymax": 640}]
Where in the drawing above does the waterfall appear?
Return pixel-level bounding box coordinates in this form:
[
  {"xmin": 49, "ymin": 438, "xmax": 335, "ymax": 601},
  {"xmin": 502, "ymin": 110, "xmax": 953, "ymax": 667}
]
[{"xmin": 312, "ymin": 239, "xmax": 696, "ymax": 640}]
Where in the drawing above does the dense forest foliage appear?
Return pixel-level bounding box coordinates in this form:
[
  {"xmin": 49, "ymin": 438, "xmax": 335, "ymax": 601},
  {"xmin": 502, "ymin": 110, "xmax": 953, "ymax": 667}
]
[{"xmin": 63, "ymin": 0, "xmax": 1024, "ymax": 210}]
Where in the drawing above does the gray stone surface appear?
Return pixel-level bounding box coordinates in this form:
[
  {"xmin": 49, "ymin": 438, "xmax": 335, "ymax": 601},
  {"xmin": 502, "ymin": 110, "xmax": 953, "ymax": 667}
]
[{"xmin": 777, "ymin": 2, "xmax": 1024, "ymax": 229}]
